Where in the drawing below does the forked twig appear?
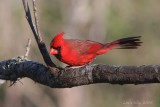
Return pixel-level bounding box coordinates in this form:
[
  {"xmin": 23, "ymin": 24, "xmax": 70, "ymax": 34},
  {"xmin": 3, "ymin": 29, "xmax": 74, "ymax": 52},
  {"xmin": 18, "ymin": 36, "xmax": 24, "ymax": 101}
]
[{"xmin": 22, "ymin": 0, "xmax": 56, "ymax": 67}]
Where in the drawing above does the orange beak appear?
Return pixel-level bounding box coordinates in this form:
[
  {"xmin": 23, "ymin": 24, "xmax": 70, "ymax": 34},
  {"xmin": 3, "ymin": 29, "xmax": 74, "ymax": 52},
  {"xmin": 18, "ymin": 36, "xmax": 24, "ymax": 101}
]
[{"xmin": 50, "ymin": 48, "xmax": 58, "ymax": 55}]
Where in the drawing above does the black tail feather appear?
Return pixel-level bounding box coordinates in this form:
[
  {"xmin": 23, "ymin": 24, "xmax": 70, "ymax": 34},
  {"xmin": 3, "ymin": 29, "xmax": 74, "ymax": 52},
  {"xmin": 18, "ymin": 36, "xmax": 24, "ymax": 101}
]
[{"xmin": 116, "ymin": 36, "xmax": 142, "ymax": 49}]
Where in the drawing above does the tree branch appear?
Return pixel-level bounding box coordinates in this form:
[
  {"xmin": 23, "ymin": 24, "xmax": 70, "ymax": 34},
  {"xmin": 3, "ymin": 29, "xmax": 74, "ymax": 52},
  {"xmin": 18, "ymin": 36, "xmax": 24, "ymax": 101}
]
[
  {"xmin": 0, "ymin": 57, "xmax": 160, "ymax": 88},
  {"xmin": 22, "ymin": 0, "xmax": 56, "ymax": 67}
]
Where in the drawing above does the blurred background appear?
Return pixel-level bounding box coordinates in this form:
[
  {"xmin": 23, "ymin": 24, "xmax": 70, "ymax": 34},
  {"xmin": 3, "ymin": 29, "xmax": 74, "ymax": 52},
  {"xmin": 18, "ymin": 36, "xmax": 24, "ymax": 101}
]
[{"xmin": 0, "ymin": 0, "xmax": 160, "ymax": 107}]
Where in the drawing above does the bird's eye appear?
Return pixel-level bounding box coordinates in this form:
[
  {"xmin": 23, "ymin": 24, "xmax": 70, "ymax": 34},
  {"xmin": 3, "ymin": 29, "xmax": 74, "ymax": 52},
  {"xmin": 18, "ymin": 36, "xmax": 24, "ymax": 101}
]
[{"xmin": 56, "ymin": 46, "xmax": 61, "ymax": 51}]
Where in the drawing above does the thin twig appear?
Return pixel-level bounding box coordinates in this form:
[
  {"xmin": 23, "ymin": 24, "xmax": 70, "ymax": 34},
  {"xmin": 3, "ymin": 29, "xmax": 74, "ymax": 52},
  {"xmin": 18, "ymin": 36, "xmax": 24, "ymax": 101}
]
[
  {"xmin": 22, "ymin": 0, "xmax": 27, "ymax": 13},
  {"xmin": 32, "ymin": 0, "xmax": 42, "ymax": 42},
  {"xmin": 24, "ymin": 39, "xmax": 31, "ymax": 59},
  {"xmin": 22, "ymin": 0, "xmax": 57, "ymax": 67},
  {"xmin": 22, "ymin": 0, "xmax": 38, "ymax": 42}
]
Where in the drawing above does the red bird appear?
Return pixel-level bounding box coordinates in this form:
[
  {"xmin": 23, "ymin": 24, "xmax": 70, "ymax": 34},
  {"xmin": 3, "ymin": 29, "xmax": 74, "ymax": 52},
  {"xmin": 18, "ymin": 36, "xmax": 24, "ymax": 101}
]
[{"xmin": 50, "ymin": 32, "xmax": 142, "ymax": 66}]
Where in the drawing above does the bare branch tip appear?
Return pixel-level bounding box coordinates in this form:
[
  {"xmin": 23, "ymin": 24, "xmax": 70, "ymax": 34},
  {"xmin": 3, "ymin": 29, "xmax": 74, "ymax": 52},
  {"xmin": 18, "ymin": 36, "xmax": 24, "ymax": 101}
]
[
  {"xmin": 32, "ymin": 0, "xmax": 42, "ymax": 42},
  {"xmin": 22, "ymin": 0, "xmax": 28, "ymax": 13},
  {"xmin": 24, "ymin": 39, "xmax": 32, "ymax": 59}
]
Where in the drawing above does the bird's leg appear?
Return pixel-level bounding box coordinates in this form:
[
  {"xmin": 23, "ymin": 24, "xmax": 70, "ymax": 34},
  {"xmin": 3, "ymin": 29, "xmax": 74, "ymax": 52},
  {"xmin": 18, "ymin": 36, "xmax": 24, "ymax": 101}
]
[
  {"xmin": 64, "ymin": 59, "xmax": 95, "ymax": 71},
  {"xmin": 64, "ymin": 65, "xmax": 86, "ymax": 71}
]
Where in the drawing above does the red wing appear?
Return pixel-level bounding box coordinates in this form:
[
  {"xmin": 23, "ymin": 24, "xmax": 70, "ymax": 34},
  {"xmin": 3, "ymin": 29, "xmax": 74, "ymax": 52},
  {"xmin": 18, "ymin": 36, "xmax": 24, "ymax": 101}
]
[
  {"xmin": 85, "ymin": 40, "xmax": 104, "ymax": 54},
  {"xmin": 66, "ymin": 39, "xmax": 104, "ymax": 55}
]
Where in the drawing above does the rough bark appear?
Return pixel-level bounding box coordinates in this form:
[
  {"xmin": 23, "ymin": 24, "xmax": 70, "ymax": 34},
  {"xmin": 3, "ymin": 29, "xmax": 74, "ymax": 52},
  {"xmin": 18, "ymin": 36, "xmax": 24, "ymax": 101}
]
[{"xmin": 0, "ymin": 57, "xmax": 160, "ymax": 88}]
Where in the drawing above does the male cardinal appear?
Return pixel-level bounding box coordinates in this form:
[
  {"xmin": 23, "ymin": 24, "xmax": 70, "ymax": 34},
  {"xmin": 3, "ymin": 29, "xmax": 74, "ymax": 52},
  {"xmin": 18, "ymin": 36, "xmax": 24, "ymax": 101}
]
[{"xmin": 50, "ymin": 32, "xmax": 142, "ymax": 66}]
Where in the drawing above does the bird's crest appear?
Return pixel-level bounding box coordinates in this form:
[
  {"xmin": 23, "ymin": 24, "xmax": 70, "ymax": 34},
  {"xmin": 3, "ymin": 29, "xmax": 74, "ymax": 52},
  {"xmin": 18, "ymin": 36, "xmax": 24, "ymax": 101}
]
[
  {"xmin": 51, "ymin": 32, "xmax": 65, "ymax": 47},
  {"xmin": 55, "ymin": 32, "xmax": 65, "ymax": 40}
]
